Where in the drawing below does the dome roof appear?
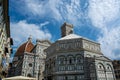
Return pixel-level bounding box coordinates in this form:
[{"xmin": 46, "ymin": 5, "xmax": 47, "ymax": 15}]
[{"xmin": 15, "ymin": 40, "xmax": 34, "ymax": 56}]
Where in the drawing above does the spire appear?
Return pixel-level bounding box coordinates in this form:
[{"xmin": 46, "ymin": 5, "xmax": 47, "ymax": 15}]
[{"xmin": 28, "ymin": 35, "xmax": 32, "ymax": 42}]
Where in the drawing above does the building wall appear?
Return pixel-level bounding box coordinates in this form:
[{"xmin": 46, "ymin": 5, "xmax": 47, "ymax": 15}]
[
  {"xmin": 31, "ymin": 40, "xmax": 51, "ymax": 80},
  {"xmin": 45, "ymin": 37, "xmax": 116, "ymax": 80},
  {"xmin": 22, "ymin": 54, "xmax": 34, "ymax": 77},
  {"xmin": 95, "ymin": 59, "xmax": 115, "ymax": 80},
  {"xmin": 45, "ymin": 51, "xmax": 84, "ymax": 80},
  {"xmin": 84, "ymin": 50, "xmax": 116, "ymax": 80},
  {"xmin": 0, "ymin": 0, "xmax": 13, "ymax": 78},
  {"xmin": 113, "ymin": 60, "xmax": 120, "ymax": 80}
]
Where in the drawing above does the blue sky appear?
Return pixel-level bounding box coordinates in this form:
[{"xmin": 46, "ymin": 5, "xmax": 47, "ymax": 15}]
[{"xmin": 9, "ymin": 0, "xmax": 120, "ymax": 60}]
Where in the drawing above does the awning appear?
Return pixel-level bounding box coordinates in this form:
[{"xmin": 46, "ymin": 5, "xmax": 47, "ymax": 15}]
[{"xmin": 2, "ymin": 76, "xmax": 36, "ymax": 80}]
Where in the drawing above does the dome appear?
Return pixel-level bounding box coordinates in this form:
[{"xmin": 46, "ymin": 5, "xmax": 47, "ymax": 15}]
[{"xmin": 15, "ymin": 37, "xmax": 34, "ymax": 56}]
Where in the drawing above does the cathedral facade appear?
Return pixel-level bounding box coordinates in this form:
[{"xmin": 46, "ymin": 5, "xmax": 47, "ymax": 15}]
[
  {"xmin": 10, "ymin": 37, "xmax": 51, "ymax": 80},
  {"xmin": 44, "ymin": 23, "xmax": 116, "ymax": 80}
]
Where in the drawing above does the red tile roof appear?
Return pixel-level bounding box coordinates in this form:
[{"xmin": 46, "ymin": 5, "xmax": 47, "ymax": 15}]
[{"xmin": 15, "ymin": 41, "xmax": 34, "ymax": 56}]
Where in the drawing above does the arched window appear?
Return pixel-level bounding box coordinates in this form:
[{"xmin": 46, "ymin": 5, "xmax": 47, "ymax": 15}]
[
  {"xmin": 66, "ymin": 55, "xmax": 74, "ymax": 71},
  {"xmin": 98, "ymin": 63, "xmax": 105, "ymax": 70},
  {"xmin": 67, "ymin": 55, "xmax": 74, "ymax": 64},
  {"xmin": 106, "ymin": 64, "xmax": 112, "ymax": 71},
  {"xmin": 97, "ymin": 63, "xmax": 106, "ymax": 79},
  {"xmin": 76, "ymin": 55, "xmax": 83, "ymax": 64},
  {"xmin": 58, "ymin": 56, "xmax": 66, "ymax": 65},
  {"xmin": 58, "ymin": 56, "xmax": 66, "ymax": 71},
  {"xmin": 106, "ymin": 64, "xmax": 114, "ymax": 79}
]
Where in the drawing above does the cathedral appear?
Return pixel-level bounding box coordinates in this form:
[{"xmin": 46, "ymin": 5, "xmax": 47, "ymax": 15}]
[
  {"xmin": 44, "ymin": 23, "xmax": 116, "ymax": 80},
  {"xmin": 9, "ymin": 37, "xmax": 51, "ymax": 80}
]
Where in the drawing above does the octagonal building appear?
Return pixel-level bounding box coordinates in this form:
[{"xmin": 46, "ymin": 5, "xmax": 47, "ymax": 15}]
[{"xmin": 44, "ymin": 23, "xmax": 116, "ymax": 80}]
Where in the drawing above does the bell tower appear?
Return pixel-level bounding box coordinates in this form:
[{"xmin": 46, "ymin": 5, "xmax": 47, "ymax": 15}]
[{"xmin": 61, "ymin": 22, "xmax": 73, "ymax": 37}]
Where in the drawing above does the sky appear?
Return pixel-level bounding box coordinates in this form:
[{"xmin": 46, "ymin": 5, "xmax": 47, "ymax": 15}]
[{"xmin": 9, "ymin": 0, "xmax": 120, "ymax": 60}]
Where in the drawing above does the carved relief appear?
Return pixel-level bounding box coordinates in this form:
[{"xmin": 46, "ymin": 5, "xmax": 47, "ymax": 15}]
[
  {"xmin": 84, "ymin": 43, "xmax": 90, "ymax": 49},
  {"xmin": 57, "ymin": 39, "xmax": 82, "ymax": 51},
  {"xmin": 83, "ymin": 40, "xmax": 100, "ymax": 52}
]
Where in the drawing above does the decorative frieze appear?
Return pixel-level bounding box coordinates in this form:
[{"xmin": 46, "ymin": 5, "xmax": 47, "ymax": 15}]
[
  {"xmin": 56, "ymin": 39, "xmax": 82, "ymax": 52},
  {"xmin": 46, "ymin": 38, "xmax": 101, "ymax": 56},
  {"xmin": 83, "ymin": 39, "xmax": 101, "ymax": 53}
]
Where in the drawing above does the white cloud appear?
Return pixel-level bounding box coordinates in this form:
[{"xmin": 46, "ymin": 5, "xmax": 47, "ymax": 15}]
[
  {"xmin": 40, "ymin": 21, "xmax": 49, "ymax": 28},
  {"xmin": 88, "ymin": 0, "xmax": 120, "ymax": 59},
  {"xmin": 10, "ymin": 20, "xmax": 52, "ymax": 46},
  {"xmin": 88, "ymin": 0, "xmax": 120, "ymax": 28},
  {"xmin": 98, "ymin": 27, "xmax": 120, "ymax": 59},
  {"xmin": 58, "ymin": 0, "xmax": 82, "ymax": 25},
  {"xmin": 20, "ymin": 0, "xmax": 83, "ymax": 25},
  {"xmin": 24, "ymin": 0, "xmax": 62, "ymax": 21},
  {"xmin": 10, "ymin": 0, "xmax": 120, "ymax": 59}
]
